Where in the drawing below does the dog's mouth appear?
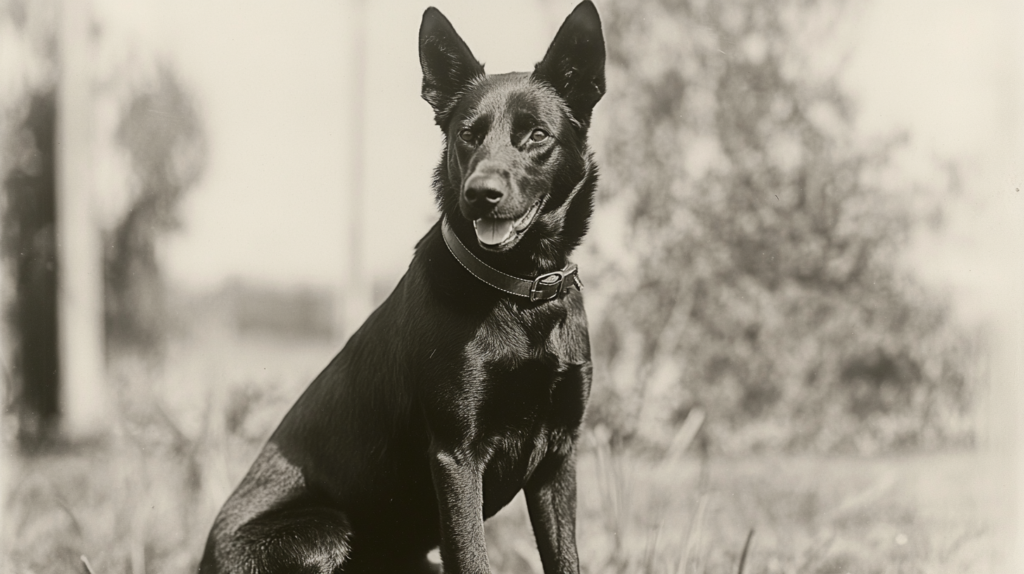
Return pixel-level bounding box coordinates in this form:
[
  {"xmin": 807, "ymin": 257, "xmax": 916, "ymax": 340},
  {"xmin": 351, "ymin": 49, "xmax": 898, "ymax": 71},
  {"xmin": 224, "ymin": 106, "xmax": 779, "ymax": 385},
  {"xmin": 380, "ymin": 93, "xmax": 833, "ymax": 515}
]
[{"xmin": 473, "ymin": 197, "xmax": 546, "ymax": 251}]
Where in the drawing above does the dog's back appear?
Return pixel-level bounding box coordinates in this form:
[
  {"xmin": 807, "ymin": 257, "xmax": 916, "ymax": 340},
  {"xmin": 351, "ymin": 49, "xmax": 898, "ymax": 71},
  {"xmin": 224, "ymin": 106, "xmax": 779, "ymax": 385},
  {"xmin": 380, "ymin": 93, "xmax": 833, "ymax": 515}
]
[{"xmin": 200, "ymin": 3, "xmax": 604, "ymax": 573}]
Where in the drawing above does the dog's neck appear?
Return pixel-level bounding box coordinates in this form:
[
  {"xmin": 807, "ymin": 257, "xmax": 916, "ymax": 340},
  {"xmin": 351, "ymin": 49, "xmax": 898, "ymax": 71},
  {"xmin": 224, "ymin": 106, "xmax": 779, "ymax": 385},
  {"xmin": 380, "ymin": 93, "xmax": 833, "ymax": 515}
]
[{"xmin": 440, "ymin": 217, "xmax": 583, "ymax": 302}]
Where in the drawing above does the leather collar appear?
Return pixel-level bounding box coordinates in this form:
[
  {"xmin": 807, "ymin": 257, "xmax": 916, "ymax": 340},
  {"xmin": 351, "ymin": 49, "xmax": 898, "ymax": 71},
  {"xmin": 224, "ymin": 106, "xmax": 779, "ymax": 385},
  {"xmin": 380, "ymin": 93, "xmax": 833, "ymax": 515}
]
[{"xmin": 441, "ymin": 217, "xmax": 582, "ymax": 302}]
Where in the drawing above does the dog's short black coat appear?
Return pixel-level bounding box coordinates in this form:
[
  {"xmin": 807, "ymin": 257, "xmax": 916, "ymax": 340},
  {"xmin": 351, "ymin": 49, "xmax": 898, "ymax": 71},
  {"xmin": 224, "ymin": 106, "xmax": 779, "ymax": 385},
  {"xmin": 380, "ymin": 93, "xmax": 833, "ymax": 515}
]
[{"xmin": 199, "ymin": 2, "xmax": 604, "ymax": 573}]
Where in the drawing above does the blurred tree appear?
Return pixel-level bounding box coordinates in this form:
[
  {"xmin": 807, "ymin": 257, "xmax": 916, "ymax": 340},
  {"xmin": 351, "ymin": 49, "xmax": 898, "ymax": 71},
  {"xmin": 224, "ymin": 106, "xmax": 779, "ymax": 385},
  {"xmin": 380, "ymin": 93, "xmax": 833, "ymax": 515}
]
[
  {"xmin": 589, "ymin": 0, "xmax": 973, "ymax": 453},
  {"xmin": 1, "ymin": 91, "xmax": 61, "ymax": 447},
  {"xmin": 2, "ymin": 0, "xmax": 59, "ymax": 447},
  {"xmin": 104, "ymin": 67, "xmax": 207, "ymax": 353}
]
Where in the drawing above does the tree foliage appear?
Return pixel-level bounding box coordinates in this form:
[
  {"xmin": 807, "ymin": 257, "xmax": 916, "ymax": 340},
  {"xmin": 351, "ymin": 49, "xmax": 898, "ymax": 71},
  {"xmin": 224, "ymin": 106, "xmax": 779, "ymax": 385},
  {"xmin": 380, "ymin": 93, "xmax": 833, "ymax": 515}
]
[
  {"xmin": 588, "ymin": 0, "xmax": 973, "ymax": 453},
  {"xmin": 1, "ymin": 0, "xmax": 207, "ymax": 357},
  {"xmin": 105, "ymin": 67, "xmax": 207, "ymax": 351}
]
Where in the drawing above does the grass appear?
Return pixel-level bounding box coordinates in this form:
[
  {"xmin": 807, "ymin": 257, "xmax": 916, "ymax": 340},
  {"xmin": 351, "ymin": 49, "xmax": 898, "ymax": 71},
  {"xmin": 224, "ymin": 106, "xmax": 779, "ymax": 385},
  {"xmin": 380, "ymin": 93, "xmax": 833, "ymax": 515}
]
[
  {"xmin": 1, "ymin": 321, "xmax": 999, "ymax": 574},
  {"xmin": 486, "ymin": 449, "xmax": 995, "ymax": 574}
]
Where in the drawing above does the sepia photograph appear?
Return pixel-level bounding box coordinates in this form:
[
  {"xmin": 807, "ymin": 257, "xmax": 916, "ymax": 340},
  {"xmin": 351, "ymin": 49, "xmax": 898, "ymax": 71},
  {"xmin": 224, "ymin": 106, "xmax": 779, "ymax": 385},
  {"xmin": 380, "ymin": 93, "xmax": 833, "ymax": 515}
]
[{"xmin": 1, "ymin": 0, "xmax": 1021, "ymax": 572}]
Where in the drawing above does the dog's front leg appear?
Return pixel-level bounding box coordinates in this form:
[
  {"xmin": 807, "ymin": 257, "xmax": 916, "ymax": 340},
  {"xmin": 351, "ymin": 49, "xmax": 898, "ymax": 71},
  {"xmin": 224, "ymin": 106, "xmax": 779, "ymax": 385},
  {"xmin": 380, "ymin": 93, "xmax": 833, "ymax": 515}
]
[
  {"xmin": 429, "ymin": 446, "xmax": 490, "ymax": 574},
  {"xmin": 524, "ymin": 453, "xmax": 581, "ymax": 574}
]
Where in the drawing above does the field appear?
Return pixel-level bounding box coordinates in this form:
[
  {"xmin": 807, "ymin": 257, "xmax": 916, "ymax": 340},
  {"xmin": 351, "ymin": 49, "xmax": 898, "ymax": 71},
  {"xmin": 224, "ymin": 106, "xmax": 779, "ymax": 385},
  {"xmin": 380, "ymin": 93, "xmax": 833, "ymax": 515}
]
[
  {"xmin": 1, "ymin": 318, "xmax": 1000, "ymax": 574},
  {"xmin": 2, "ymin": 444, "xmax": 997, "ymax": 574}
]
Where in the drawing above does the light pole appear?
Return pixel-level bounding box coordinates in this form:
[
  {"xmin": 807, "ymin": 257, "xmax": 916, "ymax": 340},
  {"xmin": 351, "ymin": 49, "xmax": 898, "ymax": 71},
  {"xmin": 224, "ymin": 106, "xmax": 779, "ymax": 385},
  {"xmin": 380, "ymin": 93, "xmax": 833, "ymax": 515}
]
[{"xmin": 56, "ymin": 0, "xmax": 107, "ymax": 439}]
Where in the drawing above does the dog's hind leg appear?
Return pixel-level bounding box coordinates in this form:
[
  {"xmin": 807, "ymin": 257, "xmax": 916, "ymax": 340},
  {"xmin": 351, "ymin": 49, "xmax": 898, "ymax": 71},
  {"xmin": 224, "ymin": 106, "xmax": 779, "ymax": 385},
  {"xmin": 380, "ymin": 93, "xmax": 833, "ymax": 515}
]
[{"xmin": 200, "ymin": 505, "xmax": 352, "ymax": 574}]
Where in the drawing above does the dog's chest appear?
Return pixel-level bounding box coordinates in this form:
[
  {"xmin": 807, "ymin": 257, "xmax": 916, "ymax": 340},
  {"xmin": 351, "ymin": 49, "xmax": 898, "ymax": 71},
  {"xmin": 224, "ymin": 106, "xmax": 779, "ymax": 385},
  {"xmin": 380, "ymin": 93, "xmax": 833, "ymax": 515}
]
[
  {"xmin": 473, "ymin": 352, "xmax": 587, "ymax": 517},
  {"xmin": 468, "ymin": 300, "xmax": 589, "ymax": 427},
  {"xmin": 464, "ymin": 300, "xmax": 591, "ymax": 505}
]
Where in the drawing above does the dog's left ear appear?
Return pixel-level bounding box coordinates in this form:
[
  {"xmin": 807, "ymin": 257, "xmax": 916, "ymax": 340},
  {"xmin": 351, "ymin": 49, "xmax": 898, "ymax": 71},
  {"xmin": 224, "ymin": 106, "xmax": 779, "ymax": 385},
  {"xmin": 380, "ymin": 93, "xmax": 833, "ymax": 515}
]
[
  {"xmin": 533, "ymin": 0, "xmax": 606, "ymax": 128},
  {"xmin": 419, "ymin": 7, "xmax": 485, "ymax": 128}
]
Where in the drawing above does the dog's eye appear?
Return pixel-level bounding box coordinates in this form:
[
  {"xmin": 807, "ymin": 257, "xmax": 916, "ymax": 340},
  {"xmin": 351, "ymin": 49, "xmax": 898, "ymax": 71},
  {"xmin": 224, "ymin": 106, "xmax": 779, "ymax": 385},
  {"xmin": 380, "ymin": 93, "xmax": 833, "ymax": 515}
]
[
  {"xmin": 530, "ymin": 129, "xmax": 549, "ymax": 142},
  {"xmin": 458, "ymin": 129, "xmax": 474, "ymax": 143}
]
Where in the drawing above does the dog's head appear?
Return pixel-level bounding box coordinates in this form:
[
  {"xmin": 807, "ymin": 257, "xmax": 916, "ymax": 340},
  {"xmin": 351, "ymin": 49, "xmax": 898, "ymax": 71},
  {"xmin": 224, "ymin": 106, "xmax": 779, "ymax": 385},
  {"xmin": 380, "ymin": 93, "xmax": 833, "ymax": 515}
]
[{"xmin": 419, "ymin": 1, "xmax": 605, "ymax": 260}]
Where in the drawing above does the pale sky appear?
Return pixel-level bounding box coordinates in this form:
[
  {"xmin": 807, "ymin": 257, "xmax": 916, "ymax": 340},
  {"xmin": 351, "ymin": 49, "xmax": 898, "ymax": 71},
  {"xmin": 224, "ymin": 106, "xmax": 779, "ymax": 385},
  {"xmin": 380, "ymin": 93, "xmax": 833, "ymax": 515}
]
[
  {"xmin": 838, "ymin": 0, "xmax": 1021, "ymax": 326},
  {"xmin": 85, "ymin": 0, "xmax": 1021, "ymax": 317},
  {"xmin": 91, "ymin": 0, "xmax": 564, "ymax": 291}
]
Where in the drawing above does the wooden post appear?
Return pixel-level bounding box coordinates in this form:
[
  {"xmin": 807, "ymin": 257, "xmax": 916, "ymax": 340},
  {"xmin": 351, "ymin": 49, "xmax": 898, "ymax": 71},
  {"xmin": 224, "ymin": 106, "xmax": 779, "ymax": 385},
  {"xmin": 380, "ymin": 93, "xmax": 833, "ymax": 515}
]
[{"xmin": 56, "ymin": 0, "xmax": 107, "ymax": 439}]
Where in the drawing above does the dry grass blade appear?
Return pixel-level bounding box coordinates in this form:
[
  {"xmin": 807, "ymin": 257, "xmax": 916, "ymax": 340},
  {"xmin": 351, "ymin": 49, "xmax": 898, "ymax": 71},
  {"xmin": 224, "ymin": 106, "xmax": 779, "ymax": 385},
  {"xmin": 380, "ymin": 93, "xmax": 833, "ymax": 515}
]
[
  {"xmin": 677, "ymin": 493, "xmax": 709, "ymax": 574},
  {"xmin": 80, "ymin": 554, "xmax": 97, "ymax": 574},
  {"xmin": 590, "ymin": 428, "xmax": 635, "ymax": 568},
  {"xmin": 663, "ymin": 408, "xmax": 705, "ymax": 462},
  {"xmin": 736, "ymin": 528, "xmax": 755, "ymax": 574},
  {"xmin": 55, "ymin": 495, "xmax": 84, "ymax": 536},
  {"xmin": 640, "ymin": 522, "xmax": 662, "ymax": 574}
]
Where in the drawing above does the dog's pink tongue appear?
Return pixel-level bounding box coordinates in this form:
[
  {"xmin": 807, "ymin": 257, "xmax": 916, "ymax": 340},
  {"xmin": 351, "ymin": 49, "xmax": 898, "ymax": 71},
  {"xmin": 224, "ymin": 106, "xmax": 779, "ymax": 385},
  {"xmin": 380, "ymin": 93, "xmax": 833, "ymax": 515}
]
[{"xmin": 475, "ymin": 218, "xmax": 513, "ymax": 245}]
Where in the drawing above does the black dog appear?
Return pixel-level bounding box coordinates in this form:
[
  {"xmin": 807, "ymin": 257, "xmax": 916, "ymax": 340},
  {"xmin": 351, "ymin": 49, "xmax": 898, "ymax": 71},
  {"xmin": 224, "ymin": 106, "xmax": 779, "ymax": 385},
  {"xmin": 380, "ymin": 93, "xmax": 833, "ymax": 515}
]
[{"xmin": 200, "ymin": 2, "xmax": 604, "ymax": 572}]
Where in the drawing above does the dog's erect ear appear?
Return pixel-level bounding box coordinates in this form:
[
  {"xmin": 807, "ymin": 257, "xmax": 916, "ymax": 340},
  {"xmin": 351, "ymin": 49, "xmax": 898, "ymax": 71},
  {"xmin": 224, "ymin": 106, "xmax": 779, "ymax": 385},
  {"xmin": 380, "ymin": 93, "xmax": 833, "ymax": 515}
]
[
  {"xmin": 533, "ymin": 1, "xmax": 606, "ymax": 127},
  {"xmin": 419, "ymin": 7, "xmax": 485, "ymax": 128}
]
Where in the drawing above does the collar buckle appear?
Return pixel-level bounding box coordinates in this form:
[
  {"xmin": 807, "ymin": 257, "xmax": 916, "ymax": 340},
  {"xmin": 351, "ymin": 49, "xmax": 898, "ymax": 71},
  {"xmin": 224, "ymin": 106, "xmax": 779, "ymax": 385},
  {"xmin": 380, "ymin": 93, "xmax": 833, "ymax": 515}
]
[{"xmin": 529, "ymin": 265, "xmax": 578, "ymax": 302}]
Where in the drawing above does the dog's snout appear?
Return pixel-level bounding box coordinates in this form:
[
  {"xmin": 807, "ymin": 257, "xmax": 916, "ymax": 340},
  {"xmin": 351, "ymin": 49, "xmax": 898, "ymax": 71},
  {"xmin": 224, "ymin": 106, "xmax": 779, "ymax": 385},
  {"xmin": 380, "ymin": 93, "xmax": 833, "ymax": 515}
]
[{"xmin": 464, "ymin": 173, "xmax": 506, "ymax": 207}]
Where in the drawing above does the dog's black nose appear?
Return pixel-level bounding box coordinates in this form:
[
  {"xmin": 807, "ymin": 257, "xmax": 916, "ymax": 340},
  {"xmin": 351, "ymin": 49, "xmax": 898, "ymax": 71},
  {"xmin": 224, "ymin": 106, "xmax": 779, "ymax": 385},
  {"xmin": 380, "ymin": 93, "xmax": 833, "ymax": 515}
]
[{"xmin": 464, "ymin": 173, "xmax": 505, "ymax": 207}]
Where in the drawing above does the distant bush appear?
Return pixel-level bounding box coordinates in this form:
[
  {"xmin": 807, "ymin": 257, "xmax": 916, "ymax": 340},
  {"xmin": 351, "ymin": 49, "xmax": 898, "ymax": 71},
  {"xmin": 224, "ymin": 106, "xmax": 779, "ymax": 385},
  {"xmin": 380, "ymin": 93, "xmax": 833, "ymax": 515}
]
[
  {"xmin": 587, "ymin": 0, "xmax": 974, "ymax": 453},
  {"xmin": 217, "ymin": 280, "xmax": 335, "ymax": 340}
]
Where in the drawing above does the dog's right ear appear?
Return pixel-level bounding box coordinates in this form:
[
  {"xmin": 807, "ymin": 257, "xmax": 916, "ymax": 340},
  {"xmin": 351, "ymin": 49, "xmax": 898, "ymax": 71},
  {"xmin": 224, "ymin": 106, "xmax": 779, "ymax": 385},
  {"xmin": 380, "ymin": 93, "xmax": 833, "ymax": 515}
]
[
  {"xmin": 419, "ymin": 7, "xmax": 485, "ymax": 128},
  {"xmin": 533, "ymin": 1, "xmax": 605, "ymax": 128}
]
